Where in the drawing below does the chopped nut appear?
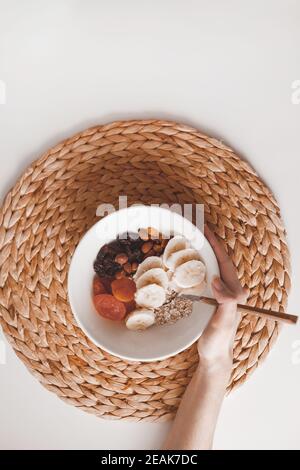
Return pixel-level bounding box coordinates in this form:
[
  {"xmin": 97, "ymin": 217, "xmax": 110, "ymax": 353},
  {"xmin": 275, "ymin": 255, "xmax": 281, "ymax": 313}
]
[
  {"xmin": 141, "ymin": 241, "xmax": 153, "ymax": 254},
  {"xmin": 115, "ymin": 253, "xmax": 129, "ymax": 265}
]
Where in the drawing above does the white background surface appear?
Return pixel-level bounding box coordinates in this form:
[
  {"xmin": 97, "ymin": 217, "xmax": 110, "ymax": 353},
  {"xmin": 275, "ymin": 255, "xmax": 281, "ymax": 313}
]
[{"xmin": 0, "ymin": 0, "xmax": 299, "ymax": 450}]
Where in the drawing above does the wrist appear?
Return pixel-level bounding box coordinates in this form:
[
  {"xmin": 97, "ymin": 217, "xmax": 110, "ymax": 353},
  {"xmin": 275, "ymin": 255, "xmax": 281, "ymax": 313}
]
[
  {"xmin": 217, "ymin": 300, "xmax": 238, "ymax": 312},
  {"xmin": 198, "ymin": 354, "xmax": 233, "ymax": 374},
  {"xmin": 193, "ymin": 361, "xmax": 231, "ymax": 396},
  {"xmin": 197, "ymin": 355, "xmax": 233, "ymax": 380}
]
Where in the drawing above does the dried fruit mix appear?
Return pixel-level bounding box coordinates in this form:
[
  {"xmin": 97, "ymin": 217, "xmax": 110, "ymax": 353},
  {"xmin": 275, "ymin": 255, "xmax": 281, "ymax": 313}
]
[{"xmin": 93, "ymin": 228, "xmax": 167, "ymax": 322}]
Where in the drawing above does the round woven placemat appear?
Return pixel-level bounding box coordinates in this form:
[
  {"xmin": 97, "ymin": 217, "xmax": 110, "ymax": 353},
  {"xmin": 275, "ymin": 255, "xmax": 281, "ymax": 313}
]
[{"xmin": 0, "ymin": 119, "xmax": 291, "ymax": 422}]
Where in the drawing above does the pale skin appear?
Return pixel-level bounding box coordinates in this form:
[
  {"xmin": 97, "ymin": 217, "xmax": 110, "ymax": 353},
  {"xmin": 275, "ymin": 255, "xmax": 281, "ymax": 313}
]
[{"xmin": 163, "ymin": 224, "xmax": 248, "ymax": 450}]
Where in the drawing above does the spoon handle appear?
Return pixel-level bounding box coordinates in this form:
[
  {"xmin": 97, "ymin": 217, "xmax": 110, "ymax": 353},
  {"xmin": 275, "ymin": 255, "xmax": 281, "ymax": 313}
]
[{"xmin": 184, "ymin": 295, "xmax": 298, "ymax": 325}]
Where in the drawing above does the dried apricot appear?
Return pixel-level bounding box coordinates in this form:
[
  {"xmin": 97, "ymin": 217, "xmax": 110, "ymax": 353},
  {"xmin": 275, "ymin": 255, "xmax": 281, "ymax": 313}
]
[
  {"xmin": 111, "ymin": 278, "xmax": 137, "ymax": 302},
  {"xmin": 93, "ymin": 294, "xmax": 126, "ymax": 321},
  {"xmin": 93, "ymin": 276, "xmax": 106, "ymax": 295}
]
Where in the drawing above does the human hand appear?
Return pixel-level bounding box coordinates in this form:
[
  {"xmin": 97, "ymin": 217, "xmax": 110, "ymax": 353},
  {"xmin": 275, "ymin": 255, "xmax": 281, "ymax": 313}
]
[{"xmin": 197, "ymin": 224, "xmax": 248, "ymax": 372}]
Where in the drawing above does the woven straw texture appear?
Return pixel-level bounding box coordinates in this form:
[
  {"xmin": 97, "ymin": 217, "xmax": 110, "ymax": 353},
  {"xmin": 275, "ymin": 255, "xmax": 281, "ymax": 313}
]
[{"xmin": 0, "ymin": 119, "xmax": 291, "ymax": 422}]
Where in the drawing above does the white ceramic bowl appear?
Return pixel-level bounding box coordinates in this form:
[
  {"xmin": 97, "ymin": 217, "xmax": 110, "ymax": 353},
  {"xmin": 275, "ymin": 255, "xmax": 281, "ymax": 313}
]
[{"xmin": 68, "ymin": 205, "xmax": 219, "ymax": 362}]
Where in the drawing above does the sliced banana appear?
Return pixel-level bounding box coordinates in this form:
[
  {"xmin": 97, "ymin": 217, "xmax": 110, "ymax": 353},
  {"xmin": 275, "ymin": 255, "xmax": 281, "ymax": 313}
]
[
  {"xmin": 134, "ymin": 256, "xmax": 163, "ymax": 280},
  {"xmin": 126, "ymin": 308, "xmax": 156, "ymax": 331},
  {"xmin": 168, "ymin": 277, "xmax": 179, "ymax": 292},
  {"xmin": 183, "ymin": 280, "xmax": 207, "ymax": 296},
  {"xmin": 166, "ymin": 248, "xmax": 201, "ymax": 272},
  {"xmin": 135, "ymin": 284, "xmax": 166, "ymax": 309},
  {"xmin": 173, "ymin": 259, "xmax": 206, "ymax": 288},
  {"xmin": 163, "ymin": 236, "xmax": 189, "ymax": 269},
  {"xmin": 176, "ymin": 280, "xmax": 207, "ymax": 296},
  {"xmin": 136, "ymin": 268, "xmax": 169, "ymax": 290}
]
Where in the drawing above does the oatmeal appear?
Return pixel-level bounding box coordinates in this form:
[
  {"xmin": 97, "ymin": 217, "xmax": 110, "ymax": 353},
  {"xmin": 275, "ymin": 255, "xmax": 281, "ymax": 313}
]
[{"xmin": 154, "ymin": 292, "xmax": 193, "ymax": 325}]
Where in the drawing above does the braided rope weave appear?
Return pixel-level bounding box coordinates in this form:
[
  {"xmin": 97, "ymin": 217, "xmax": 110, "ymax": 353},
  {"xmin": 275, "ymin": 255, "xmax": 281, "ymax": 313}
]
[{"xmin": 0, "ymin": 120, "xmax": 291, "ymax": 421}]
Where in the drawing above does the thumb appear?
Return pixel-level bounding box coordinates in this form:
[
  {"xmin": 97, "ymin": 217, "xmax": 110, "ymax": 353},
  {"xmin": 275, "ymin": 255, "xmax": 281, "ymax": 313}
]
[{"xmin": 211, "ymin": 276, "xmax": 235, "ymax": 304}]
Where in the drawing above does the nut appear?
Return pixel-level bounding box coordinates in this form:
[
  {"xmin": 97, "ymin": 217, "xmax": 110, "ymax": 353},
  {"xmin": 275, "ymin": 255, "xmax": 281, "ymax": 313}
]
[
  {"xmin": 144, "ymin": 249, "xmax": 156, "ymax": 258},
  {"xmin": 141, "ymin": 241, "xmax": 153, "ymax": 254},
  {"xmin": 148, "ymin": 227, "xmax": 160, "ymax": 239},
  {"xmin": 138, "ymin": 228, "xmax": 149, "ymax": 241},
  {"xmin": 123, "ymin": 262, "xmax": 132, "ymax": 274},
  {"xmin": 115, "ymin": 270, "xmax": 126, "ymax": 279},
  {"xmin": 161, "ymin": 238, "xmax": 168, "ymax": 248},
  {"xmin": 131, "ymin": 262, "xmax": 138, "ymax": 272},
  {"xmin": 153, "ymin": 243, "xmax": 162, "ymax": 253},
  {"xmin": 115, "ymin": 253, "xmax": 128, "ymax": 265}
]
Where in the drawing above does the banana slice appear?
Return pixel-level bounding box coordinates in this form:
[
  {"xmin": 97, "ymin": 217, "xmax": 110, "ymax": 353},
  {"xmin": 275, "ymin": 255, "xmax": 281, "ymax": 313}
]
[
  {"xmin": 173, "ymin": 259, "xmax": 206, "ymax": 288},
  {"xmin": 135, "ymin": 284, "xmax": 166, "ymax": 308},
  {"xmin": 182, "ymin": 280, "xmax": 207, "ymax": 296},
  {"xmin": 163, "ymin": 236, "xmax": 189, "ymax": 269},
  {"xmin": 134, "ymin": 256, "xmax": 163, "ymax": 280},
  {"xmin": 126, "ymin": 308, "xmax": 156, "ymax": 331},
  {"xmin": 167, "ymin": 248, "xmax": 201, "ymax": 272},
  {"xmin": 136, "ymin": 268, "xmax": 169, "ymax": 290},
  {"xmin": 173, "ymin": 279, "xmax": 207, "ymax": 296}
]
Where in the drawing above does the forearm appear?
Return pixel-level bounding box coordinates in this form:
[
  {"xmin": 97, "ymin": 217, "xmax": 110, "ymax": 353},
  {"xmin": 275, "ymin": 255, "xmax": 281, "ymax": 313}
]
[
  {"xmin": 162, "ymin": 361, "xmax": 231, "ymax": 450},
  {"xmin": 163, "ymin": 223, "xmax": 245, "ymax": 451}
]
